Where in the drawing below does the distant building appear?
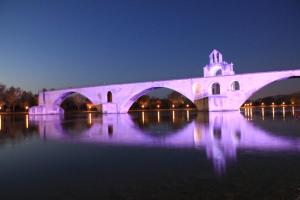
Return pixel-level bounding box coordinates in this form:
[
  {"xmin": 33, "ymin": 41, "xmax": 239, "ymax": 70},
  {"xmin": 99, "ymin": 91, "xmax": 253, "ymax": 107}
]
[{"xmin": 203, "ymin": 49, "xmax": 235, "ymax": 77}]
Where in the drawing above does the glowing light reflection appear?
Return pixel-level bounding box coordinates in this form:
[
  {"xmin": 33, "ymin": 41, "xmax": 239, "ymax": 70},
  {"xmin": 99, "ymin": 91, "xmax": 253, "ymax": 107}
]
[
  {"xmin": 157, "ymin": 111, "xmax": 160, "ymax": 123},
  {"xmin": 25, "ymin": 114, "xmax": 29, "ymax": 129},
  {"xmin": 142, "ymin": 111, "xmax": 145, "ymax": 124},
  {"xmin": 186, "ymin": 110, "xmax": 190, "ymax": 121},
  {"xmin": 88, "ymin": 113, "xmax": 92, "ymax": 125},
  {"xmin": 282, "ymin": 107, "xmax": 285, "ymax": 120},
  {"xmin": 272, "ymin": 107, "xmax": 275, "ymax": 120},
  {"xmin": 172, "ymin": 110, "xmax": 175, "ymax": 123},
  {"xmin": 292, "ymin": 106, "xmax": 295, "ymax": 117},
  {"xmin": 261, "ymin": 108, "xmax": 265, "ymax": 120}
]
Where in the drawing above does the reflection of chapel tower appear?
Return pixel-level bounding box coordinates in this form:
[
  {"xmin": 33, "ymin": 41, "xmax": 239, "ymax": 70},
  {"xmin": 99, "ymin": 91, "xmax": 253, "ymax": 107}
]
[{"xmin": 203, "ymin": 49, "xmax": 235, "ymax": 77}]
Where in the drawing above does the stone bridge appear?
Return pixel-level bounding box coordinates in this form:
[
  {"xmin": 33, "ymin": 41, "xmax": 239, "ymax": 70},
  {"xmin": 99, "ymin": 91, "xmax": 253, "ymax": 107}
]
[{"xmin": 29, "ymin": 50, "xmax": 300, "ymax": 114}]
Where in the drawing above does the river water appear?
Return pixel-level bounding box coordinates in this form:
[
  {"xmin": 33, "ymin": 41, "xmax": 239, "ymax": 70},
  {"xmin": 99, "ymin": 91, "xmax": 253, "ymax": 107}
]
[{"xmin": 0, "ymin": 107, "xmax": 300, "ymax": 199}]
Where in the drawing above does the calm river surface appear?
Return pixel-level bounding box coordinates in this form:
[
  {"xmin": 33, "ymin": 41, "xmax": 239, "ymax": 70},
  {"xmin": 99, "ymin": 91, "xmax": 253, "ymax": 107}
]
[{"xmin": 1, "ymin": 107, "xmax": 300, "ymax": 199}]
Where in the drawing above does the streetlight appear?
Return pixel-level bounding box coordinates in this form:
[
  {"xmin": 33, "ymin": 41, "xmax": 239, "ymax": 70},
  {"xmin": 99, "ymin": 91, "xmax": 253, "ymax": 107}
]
[
  {"xmin": 261, "ymin": 102, "xmax": 264, "ymax": 106},
  {"xmin": 87, "ymin": 104, "xmax": 92, "ymax": 111},
  {"xmin": 25, "ymin": 106, "xmax": 29, "ymax": 111},
  {"xmin": 186, "ymin": 104, "xmax": 189, "ymax": 108},
  {"xmin": 172, "ymin": 104, "xmax": 175, "ymax": 108},
  {"xmin": 156, "ymin": 104, "xmax": 160, "ymax": 109}
]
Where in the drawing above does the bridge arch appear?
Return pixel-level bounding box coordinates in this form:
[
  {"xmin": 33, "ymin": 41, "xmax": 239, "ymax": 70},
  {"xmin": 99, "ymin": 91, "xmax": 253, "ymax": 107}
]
[
  {"xmin": 239, "ymin": 71, "xmax": 300, "ymax": 108},
  {"xmin": 120, "ymin": 86, "xmax": 194, "ymax": 113},
  {"xmin": 53, "ymin": 91, "xmax": 95, "ymax": 108}
]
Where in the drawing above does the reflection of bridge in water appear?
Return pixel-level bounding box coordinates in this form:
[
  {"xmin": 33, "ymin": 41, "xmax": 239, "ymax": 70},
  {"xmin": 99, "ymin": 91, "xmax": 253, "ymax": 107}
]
[{"xmin": 30, "ymin": 111, "xmax": 300, "ymax": 174}]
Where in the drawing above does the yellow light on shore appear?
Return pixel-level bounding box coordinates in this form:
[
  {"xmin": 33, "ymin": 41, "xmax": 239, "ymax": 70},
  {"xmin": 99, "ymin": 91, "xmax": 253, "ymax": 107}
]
[
  {"xmin": 156, "ymin": 104, "xmax": 160, "ymax": 109},
  {"xmin": 261, "ymin": 102, "xmax": 265, "ymax": 106},
  {"xmin": 282, "ymin": 102, "xmax": 285, "ymax": 105},
  {"xmin": 87, "ymin": 104, "xmax": 93, "ymax": 110},
  {"xmin": 272, "ymin": 102, "xmax": 275, "ymax": 106},
  {"xmin": 0, "ymin": 106, "xmax": 2, "ymax": 110},
  {"xmin": 25, "ymin": 106, "xmax": 29, "ymax": 110},
  {"xmin": 186, "ymin": 104, "xmax": 189, "ymax": 108},
  {"xmin": 249, "ymin": 103, "xmax": 252, "ymax": 106},
  {"xmin": 291, "ymin": 101, "xmax": 295, "ymax": 105},
  {"xmin": 172, "ymin": 104, "xmax": 175, "ymax": 108},
  {"xmin": 141, "ymin": 104, "xmax": 144, "ymax": 109}
]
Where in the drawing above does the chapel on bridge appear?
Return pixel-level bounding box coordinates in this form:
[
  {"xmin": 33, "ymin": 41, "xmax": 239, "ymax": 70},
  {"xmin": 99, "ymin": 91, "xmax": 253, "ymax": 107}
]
[{"xmin": 203, "ymin": 49, "xmax": 235, "ymax": 77}]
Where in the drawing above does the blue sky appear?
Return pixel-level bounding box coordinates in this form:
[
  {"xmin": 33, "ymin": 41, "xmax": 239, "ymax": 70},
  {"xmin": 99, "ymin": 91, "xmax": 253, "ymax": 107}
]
[{"xmin": 0, "ymin": 0, "xmax": 299, "ymax": 97}]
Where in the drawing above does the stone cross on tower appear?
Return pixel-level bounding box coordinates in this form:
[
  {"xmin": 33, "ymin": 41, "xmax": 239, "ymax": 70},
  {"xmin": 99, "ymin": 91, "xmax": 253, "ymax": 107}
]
[{"xmin": 203, "ymin": 49, "xmax": 234, "ymax": 77}]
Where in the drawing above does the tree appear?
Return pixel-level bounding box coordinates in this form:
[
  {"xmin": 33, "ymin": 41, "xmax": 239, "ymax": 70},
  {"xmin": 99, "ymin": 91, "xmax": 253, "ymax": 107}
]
[
  {"xmin": 150, "ymin": 98, "xmax": 162, "ymax": 109},
  {"xmin": 5, "ymin": 87, "xmax": 22, "ymax": 112},
  {"xmin": 72, "ymin": 94, "xmax": 85, "ymax": 111},
  {"xmin": 138, "ymin": 95, "xmax": 150, "ymax": 109},
  {"xmin": 167, "ymin": 91, "xmax": 185, "ymax": 108},
  {"xmin": 20, "ymin": 91, "xmax": 37, "ymax": 110},
  {"xmin": 0, "ymin": 84, "xmax": 6, "ymax": 108}
]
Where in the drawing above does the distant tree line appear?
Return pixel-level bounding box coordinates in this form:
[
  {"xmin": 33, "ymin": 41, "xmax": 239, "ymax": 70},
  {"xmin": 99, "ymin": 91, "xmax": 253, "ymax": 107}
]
[
  {"xmin": 0, "ymin": 84, "xmax": 37, "ymax": 112},
  {"xmin": 130, "ymin": 91, "xmax": 196, "ymax": 110},
  {"xmin": 61, "ymin": 91, "xmax": 196, "ymax": 112},
  {"xmin": 248, "ymin": 91, "xmax": 300, "ymax": 106},
  {"xmin": 61, "ymin": 94, "xmax": 92, "ymax": 111}
]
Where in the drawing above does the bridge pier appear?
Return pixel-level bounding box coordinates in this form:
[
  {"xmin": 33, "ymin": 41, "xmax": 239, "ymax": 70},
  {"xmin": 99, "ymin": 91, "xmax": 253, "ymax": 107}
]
[
  {"xmin": 194, "ymin": 97, "xmax": 241, "ymax": 112},
  {"xmin": 194, "ymin": 98, "xmax": 209, "ymax": 111},
  {"xmin": 99, "ymin": 103, "xmax": 119, "ymax": 114},
  {"xmin": 29, "ymin": 105, "xmax": 64, "ymax": 115},
  {"xmin": 29, "ymin": 103, "xmax": 121, "ymax": 115}
]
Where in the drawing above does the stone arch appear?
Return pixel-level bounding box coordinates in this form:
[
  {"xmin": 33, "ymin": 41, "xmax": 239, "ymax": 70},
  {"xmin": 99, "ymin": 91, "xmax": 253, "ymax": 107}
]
[
  {"xmin": 215, "ymin": 69, "xmax": 222, "ymax": 76},
  {"xmin": 238, "ymin": 71, "xmax": 300, "ymax": 108},
  {"xmin": 120, "ymin": 86, "xmax": 194, "ymax": 113},
  {"xmin": 53, "ymin": 91, "xmax": 94, "ymax": 107}
]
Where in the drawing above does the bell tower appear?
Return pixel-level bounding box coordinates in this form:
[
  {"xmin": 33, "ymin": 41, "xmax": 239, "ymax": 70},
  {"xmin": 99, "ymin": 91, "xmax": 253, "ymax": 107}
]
[
  {"xmin": 203, "ymin": 49, "xmax": 234, "ymax": 77},
  {"xmin": 209, "ymin": 49, "xmax": 223, "ymax": 64}
]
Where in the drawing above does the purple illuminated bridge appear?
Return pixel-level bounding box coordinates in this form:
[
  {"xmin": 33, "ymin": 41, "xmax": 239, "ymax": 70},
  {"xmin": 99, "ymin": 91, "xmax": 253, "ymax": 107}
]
[{"xmin": 29, "ymin": 50, "xmax": 300, "ymax": 114}]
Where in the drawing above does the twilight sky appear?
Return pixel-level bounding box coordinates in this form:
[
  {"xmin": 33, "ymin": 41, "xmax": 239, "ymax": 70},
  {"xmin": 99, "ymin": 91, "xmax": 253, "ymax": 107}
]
[{"xmin": 0, "ymin": 0, "xmax": 299, "ymax": 97}]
